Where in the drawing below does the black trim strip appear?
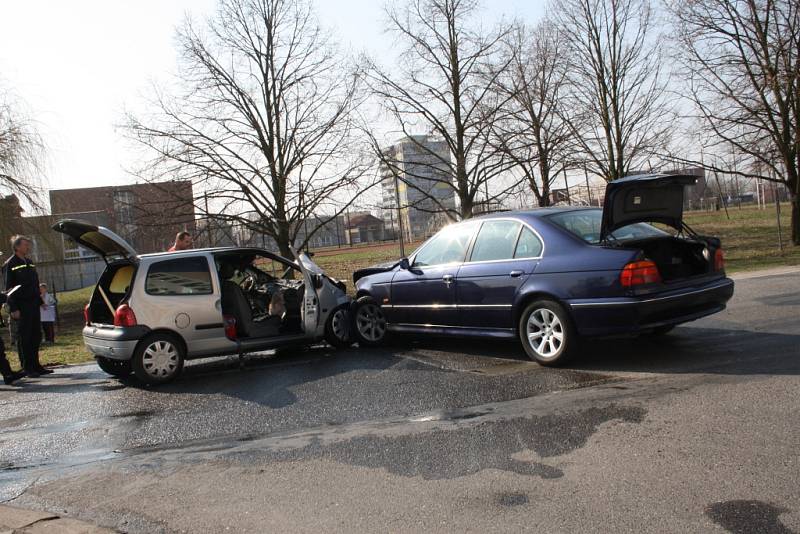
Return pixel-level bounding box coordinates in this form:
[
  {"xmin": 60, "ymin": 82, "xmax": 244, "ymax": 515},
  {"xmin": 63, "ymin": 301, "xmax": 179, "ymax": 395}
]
[{"xmin": 195, "ymin": 323, "xmax": 224, "ymax": 330}]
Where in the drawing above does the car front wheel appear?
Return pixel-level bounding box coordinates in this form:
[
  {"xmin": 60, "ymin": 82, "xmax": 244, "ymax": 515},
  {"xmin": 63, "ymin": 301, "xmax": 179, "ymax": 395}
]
[
  {"xmin": 519, "ymin": 300, "xmax": 576, "ymax": 366},
  {"xmin": 325, "ymin": 306, "xmax": 353, "ymax": 349},
  {"xmin": 132, "ymin": 333, "xmax": 185, "ymax": 385},
  {"xmin": 352, "ymin": 296, "xmax": 387, "ymax": 347},
  {"xmin": 96, "ymin": 356, "xmax": 132, "ymax": 377}
]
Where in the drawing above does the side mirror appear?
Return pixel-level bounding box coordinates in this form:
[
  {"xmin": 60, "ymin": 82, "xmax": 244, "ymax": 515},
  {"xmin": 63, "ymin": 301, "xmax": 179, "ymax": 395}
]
[{"xmin": 399, "ymin": 257, "xmax": 410, "ymax": 270}]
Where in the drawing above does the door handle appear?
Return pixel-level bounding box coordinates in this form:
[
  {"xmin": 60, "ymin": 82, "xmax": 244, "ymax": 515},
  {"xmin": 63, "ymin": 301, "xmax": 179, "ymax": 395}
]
[
  {"xmin": 509, "ymin": 270, "xmax": 524, "ymax": 278},
  {"xmin": 442, "ymin": 274, "xmax": 454, "ymax": 287}
]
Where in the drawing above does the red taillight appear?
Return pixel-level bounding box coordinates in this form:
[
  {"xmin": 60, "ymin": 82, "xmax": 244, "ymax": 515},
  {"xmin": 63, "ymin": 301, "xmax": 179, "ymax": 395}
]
[
  {"xmin": 113, "ymin": 304, "xmax": 137, "ymax": 327},
  {"xmin": 714, "ymin": 248, "xmax": 725, "ymax": 271},
  {"xmin": 84, "ymin": 303, "xmax": 91, "ymax": 325},
  {"xmin": 620, "ymin": 260, "xmax": 662, "ymax": 287},
  {"xmin": 223, "ymin": 314, "xmax": 237, "ymax": 340}
]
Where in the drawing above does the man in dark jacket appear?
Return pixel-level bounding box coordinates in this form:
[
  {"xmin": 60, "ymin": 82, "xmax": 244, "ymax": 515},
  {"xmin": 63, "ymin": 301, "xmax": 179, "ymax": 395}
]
[
  {"xmin": 0, "ymin": 286, "xmax": 25, "ymax": 385},
  {"xmin": 3, "ymin": 236, "xmax": 52, "ymax": 377}
]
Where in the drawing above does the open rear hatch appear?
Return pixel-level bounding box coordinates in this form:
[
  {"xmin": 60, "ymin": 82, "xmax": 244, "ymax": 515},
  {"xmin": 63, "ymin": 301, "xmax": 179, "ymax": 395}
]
[
  {"xmin": 52, "ymin": 219, "xmax": 138, "ymax": 262},
  {"xmin": 52, "ymin": 219, "xmax": 139, "ymax": 325},
  {"xmin": 601, "ymin": 174, "xmax": 724, "ymax": 282},
  {"xmin": 600, "ymin": 174, "xmax": 697, "ymax": 241}
]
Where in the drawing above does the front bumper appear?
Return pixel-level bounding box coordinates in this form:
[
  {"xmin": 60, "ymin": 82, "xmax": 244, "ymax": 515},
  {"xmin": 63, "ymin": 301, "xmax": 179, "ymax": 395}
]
[
  {"xmin": 82, "ymin": 325, "xmax": 150, "ymax": 360},
  {"xmin": 567, "ymin": 277, "xmax": 734, "ymax": 337}
]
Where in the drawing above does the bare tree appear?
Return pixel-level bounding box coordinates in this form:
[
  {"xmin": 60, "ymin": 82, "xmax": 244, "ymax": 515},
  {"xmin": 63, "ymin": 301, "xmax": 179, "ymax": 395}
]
[
  {"xmin": 365, "ymin": 0, "xmax": 515, "ymax": 220},
  {"xmin": 124, "ymin": 0, "xmax": 371, "ymax": 258},
  {"xmin": 668, "ymin": 0, "xmax": 800, "ymax": 245},
  {"xmin": 0, "ymin": 84, "xmax": 45, "ymax": 209},
  {"xmin": 492, "ymin": 21, "xmax": 577, "ymax": 207},
  {"xmin": 554, "ymin": 0, "xmax": 671, "ymax": 181}
]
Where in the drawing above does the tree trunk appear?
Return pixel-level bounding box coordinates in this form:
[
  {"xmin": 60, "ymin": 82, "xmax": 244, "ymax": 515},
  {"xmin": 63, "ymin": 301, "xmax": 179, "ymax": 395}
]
[{"xmin": 276, "ymin": 220, "xmax": 293, "ymax": 259}]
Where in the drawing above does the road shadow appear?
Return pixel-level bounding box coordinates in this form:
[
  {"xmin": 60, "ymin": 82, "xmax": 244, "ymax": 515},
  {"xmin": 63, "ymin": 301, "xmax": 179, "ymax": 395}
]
[
  {"xmin": 124, "ymin": 345, "xmax": 422, "ymax": 409},
  {"xmin": 372, "ymin": 326, "xmax": 800, "ymax": 377}
]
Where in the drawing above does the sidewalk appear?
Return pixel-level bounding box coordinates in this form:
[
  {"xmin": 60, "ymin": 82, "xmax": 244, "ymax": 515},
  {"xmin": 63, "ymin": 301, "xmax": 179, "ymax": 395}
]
[{"xmin": 0, "ymin": 504, "xmax": 115, "ymax": 533}]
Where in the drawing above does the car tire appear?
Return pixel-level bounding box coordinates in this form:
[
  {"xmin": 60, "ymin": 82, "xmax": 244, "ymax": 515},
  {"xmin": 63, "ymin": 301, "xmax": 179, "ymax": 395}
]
[
  {"xmin": 519, "ymin": 300, "xmax": 576, "ymax": 366},
  {"xmin": 96, "ymin": 356, "xmax": 132, "ymax": 377},
  {"xmin": 646, "ymin": 325, "xmax": 676, "ymax": 337},
  {"xmin": 325, "ymin": 306, "xmax": 354, "ymax": 349},
  {"xmin": 352, "ymin": 296, "xmax": 387, "ymax": 347},
  {"xmin": 131, "ymin": 332, "xmax": 185, "ymax": 385}
]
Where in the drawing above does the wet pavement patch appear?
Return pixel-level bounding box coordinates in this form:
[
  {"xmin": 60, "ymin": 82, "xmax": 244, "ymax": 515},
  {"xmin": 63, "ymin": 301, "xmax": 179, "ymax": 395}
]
[
  {"xmin": 705, "ymin": 500, "xmax": 794, "ymax": 534},
  {"xmin": 232, "ymin": 404, "xmax": 646, "ymax": 480},
  {"xmin": 496, "ymin": 491, "xmax": 529, "ymax": 507}
]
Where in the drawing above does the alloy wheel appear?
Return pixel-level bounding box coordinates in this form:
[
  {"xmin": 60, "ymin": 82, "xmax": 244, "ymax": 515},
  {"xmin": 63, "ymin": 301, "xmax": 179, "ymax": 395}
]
[
  {"xmin": 526, "ymin": 308, "xmax": 564, "ymax": 359},
  {"xmin": 356, "ymin": 303, "xmax": 386, "ymax": 342},
  {"xmin": 330, "ymin": 308, "xmax": 350, "ymax": 342}
]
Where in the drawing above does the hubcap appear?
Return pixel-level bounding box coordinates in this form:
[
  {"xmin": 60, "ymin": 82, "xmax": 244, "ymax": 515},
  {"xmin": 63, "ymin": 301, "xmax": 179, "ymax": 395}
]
[
  {"xmin": 526, "ymin": 308, "xmax": 564, "ymax": 359},
  {"xmin": 142, "ymin": 340, "xmax": 179, "ymax": 377},
  {"xmin": 331, "ymin": 308, "xmax": 350, "ymax": 341},
  {"xmin": 356, "ymin": 304, "xmax": 386, "ymax": 342}
]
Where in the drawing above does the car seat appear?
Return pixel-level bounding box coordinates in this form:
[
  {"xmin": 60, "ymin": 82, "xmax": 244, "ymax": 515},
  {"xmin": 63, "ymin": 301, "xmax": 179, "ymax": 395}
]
[{"xmin": 219, "ymin": 262, "xmax": 278, "ymax": 338}]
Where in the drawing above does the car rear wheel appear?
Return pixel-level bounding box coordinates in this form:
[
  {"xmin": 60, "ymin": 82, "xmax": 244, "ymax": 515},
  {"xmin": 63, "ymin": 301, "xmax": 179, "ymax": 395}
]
[
  {"xmin": 325, "ymin": 306, "xmax": 353, "ymax": 349},
  {"xmin": 96, "ymin": 356, "xmax": 132, "ymax": 377},
  {"xmin": 132, "ymin": 333, "xmax": 185, "ymax": 385},
  {"xmin": 352, "ymin": 296, "xmax": 387, "ymax": 347},
  {"xmin": 519, "ymin": 300, "xmax": 576, "ymax": 366}
]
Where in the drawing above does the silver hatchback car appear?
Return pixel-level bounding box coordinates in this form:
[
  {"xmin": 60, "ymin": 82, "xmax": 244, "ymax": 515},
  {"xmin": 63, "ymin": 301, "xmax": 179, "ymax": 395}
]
[{"xmin": 53, "ymin": 220, "xmax": 352, "ymax": 384}]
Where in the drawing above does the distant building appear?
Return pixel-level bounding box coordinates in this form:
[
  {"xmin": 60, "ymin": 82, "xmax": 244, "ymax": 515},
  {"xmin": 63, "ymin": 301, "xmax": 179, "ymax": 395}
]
[
  {"xmin": 291, "ymin": 211, "xmax": 385, "ymax": 250},
  {"xmin": 380, "ymin": 136, "xmax": 456, "ymax": 241},
  {"xmin": 49, "ymin": 181, "xmax": 196, "ymax": 254},
  {"xmin": 345, "ymin": 212, "xmax": 384, "ymax": 244}
]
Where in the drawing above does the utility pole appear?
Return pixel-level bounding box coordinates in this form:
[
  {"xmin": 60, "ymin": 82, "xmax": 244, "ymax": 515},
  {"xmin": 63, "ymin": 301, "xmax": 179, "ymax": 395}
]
[
  {"xmin": 393, "ymin": 170, "xmax": 406, "ymax": 257},
  {"xmin": 583, "ymin": 165, "xmax": 593, "ymax": 206},
  {"xmin": 563, "ymin": 168, "xmax": 571, "ymax": 205}
]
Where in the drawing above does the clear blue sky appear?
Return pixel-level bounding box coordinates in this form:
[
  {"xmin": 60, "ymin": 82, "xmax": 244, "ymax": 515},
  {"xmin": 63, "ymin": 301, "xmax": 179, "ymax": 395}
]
[{"xmin": 0, "ymin": 0, "xmax": 546, "ymax": 200}]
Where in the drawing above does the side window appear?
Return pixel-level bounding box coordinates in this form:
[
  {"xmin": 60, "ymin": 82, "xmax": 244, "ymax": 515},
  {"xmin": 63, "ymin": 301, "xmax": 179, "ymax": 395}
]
[
  {"xmin": 413, "ymin": 222, "xmax": 477, "ymax": 267},
  {"xmin": 470, "ymin": 221, "xmax": 522, "ymax": 262},
  {"xmin": 146, "ymin": 256, "xmax": 213, "ymax": 295},
  {"xmin": 514, "ymin": 227, "xmax": 543, "ymax": 258}
]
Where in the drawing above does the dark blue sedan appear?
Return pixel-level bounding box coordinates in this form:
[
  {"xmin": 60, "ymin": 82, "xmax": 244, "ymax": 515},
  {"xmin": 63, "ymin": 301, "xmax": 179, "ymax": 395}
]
[{"xmin": 350, "ymin": 174, "xmax": 734, "ymax": 365}]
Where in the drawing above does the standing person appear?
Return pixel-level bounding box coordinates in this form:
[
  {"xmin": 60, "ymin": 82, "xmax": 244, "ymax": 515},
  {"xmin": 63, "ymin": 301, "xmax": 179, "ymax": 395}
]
[
  {"xmin": 0, "ymin": 257, "xmax": 25, "ymax": 385},
  {"xmin": 167, "ymin": 231, "xmax": 193, "ymax": 252},
  {"xmin": 39, "ymin": 283, "xmax": 57, "ymax": 344},
  {"xmin": 2, "ymin": 236, "xmax": 52, "ymax": 377}
]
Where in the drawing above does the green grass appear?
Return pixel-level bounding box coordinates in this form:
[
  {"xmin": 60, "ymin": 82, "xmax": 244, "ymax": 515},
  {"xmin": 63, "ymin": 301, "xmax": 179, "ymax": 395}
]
[
  {"xmin": 4, "ymin": 205, "xmax": 796, "ymax": 368},
  {"xmin": 684, "ymin": 203, "xmax": 800, "ymax": 272}
]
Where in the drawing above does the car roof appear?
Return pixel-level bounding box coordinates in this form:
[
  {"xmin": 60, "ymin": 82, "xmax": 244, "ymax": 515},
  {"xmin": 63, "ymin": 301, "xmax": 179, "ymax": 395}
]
[
  {"xmin": 138, "ymin": 246, "xmax": 288, "ymax": 260},
  {"xmin": 468, "ymin": 206, "xmax": 600, "ymax": 221}
]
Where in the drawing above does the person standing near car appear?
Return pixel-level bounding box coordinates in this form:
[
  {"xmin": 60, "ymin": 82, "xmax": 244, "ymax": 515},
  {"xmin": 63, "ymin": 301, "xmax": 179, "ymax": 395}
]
[
  {"xmin": 39, "ymin": 283, "xmax": 57, "ymax": 344},
  {"xmin": 167, "ymin": 231, "xmax": 193, "ymax": 252},
  {"xmin": 0, "ymin": 255, "xmax": 25, "ymax": 385},
  {"xmin": 2, "ymin": 236, "xmax": 52, "ymax": 377}
]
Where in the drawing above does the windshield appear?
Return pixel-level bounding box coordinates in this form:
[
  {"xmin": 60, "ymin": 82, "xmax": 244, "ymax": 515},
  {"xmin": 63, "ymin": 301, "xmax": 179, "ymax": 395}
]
[{"xmin": 546, "ymin": 210, "xmax": 669, "ymax": 244}]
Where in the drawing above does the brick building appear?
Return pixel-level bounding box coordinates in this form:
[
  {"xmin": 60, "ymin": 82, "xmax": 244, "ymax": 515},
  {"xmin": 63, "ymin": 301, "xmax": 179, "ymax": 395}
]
[{"xmin": 49, "ymin": 181, "xmax": 196, "ymax": 254}]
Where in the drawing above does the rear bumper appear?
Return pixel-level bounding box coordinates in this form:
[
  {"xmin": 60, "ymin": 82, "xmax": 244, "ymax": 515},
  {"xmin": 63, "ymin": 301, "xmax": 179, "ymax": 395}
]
[
  {"xmin": 82, "ymin": 325, "xmax": 150, "ymax": 360},
  {"xmin": 567, "ymin": 278, "xmax": 734, "ymax": 336}
]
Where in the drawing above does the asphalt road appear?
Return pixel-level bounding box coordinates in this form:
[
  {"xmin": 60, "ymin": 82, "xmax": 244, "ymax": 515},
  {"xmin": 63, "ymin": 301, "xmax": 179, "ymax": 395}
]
[{"xmin": 0, "ymin": 268, "xmax": 798, "ymax": 533}]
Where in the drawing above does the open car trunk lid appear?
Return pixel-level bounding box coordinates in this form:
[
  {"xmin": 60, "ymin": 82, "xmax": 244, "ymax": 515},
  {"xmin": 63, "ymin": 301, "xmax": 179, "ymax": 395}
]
[
  {"xmin": 601, "ymin": 174, "xmax": 697, "ymax": 242},
  {"xmin": 52, "ymin": 219, "xmax": 138, "ymax": 262}
]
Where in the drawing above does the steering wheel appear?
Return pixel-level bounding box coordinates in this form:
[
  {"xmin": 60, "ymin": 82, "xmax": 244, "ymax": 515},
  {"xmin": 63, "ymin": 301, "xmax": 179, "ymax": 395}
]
[{"xmin": 241, "ymin": 274, "xmax": 256, "ymax": 292}]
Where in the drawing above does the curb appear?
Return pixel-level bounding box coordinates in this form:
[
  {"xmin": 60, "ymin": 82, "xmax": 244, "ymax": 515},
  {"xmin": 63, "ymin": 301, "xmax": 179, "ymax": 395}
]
[{"xmin": 0, "ymin": 504, "xmax": 115, "ymax": 533}]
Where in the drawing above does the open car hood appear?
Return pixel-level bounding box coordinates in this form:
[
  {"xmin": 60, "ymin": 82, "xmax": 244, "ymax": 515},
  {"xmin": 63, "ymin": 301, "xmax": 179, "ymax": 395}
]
[
  {"xmin": 52, "ymin": 219, "xmax": 138, "ymax": 261},
  {"xmin": 601, "ymin": 174, "xmax": 697, "ymax": 241}
]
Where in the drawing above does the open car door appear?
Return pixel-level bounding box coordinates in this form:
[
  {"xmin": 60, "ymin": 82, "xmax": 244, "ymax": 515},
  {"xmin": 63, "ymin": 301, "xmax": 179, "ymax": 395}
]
[
  {"xmin": 52, "ymin": 219, "xmax": 138, "ymax": 262},
  {"xmin": 600, "ymin": 174, "xmax": 697, "ymax": 242},
  {"xmin": 290, "ymin": 247, "xmax": 320, "ymax": 334}
]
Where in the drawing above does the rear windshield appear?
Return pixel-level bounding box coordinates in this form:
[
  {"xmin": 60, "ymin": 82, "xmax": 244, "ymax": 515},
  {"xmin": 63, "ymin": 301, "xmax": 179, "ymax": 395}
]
[{"xmin": 545, "ymin": 210, "xmax": 669, "ymax": 244}]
